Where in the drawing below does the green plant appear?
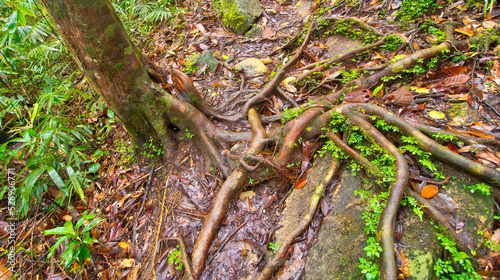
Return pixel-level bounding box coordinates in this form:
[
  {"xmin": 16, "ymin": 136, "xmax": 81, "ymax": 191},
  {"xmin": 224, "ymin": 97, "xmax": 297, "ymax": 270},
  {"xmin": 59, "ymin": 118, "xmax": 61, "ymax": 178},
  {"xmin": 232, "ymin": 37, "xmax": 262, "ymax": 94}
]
[
  {"xmin": 432, "ymin": 227, "xmax": 480, "ymax": 279},
  {"xmin": 397, "ymin": 0, "xmax": 438, "ymax": 23},
  {"xmin": 183, "ymin": 52, "xmax": 200, "ymax": 74},
  {"xmin": 44, "ymin": 211, "xmax": 103, "ymax": 271},
  {"xmin": 465, "ymin": 183, "xmax": 490, "ymax": 195},
  {"xmin": 355, "ymin": 190, "xmax": 388, "ymax": 279},
  {"xmin": 281, "ymin": 105, "xmax": 306, "ymax": 123},
  {"xmin": 269, "ymin": 242, "xmax": 280, "ymax": 254},
  {"xmin": 168, "ymin": 245, "xmax": 184, "ymax": 270},
  {"xmin": 381, "ymin": 34, "xmax": 404, "ymax": 51},
  {"xmin": 141, "ymin": 138, "xmax": 164, "ymax": 159}
]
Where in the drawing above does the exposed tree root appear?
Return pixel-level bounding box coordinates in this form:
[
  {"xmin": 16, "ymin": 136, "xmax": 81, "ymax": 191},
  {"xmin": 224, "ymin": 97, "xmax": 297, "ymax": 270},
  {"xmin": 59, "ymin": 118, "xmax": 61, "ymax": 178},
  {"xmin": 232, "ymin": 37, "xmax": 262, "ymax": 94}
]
[
  {"xmin": 217, "ymin": 21, "xmax": 318, "ymax": 122},
  {"xmin": 190, "ymin": 108, "xmax": 268, "ymax": 278},
  {"xmin": 339, "ymin": 109, "xmax": 409, "ymax": 280},
  {"xmin": 343, "ymin": 103, "xmax": 500, "ymax": 187},
  {"xmin": 255, "ymin": 156, "xmax": 340, "ymax": 280},
  {"xmin": 326, "ymin": 131, "xmax": 383, "ymax": 176}
]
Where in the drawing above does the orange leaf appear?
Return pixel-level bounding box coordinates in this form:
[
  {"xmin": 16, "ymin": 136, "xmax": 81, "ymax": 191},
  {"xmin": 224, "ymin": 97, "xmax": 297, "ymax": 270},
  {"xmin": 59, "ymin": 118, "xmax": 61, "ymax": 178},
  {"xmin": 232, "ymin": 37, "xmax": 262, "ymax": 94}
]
[
  {"xmin": 421, "ymin": 185, "xmax": 438, "ymax": 198},
  {"xmin": 294, "ymin": 178, "xmax": 308, "ymax": 189},
  {"xmin": 397, "ymin": 251, "xmax": 410, "ymax": 278},
  {"xmin": 446, "ymin": 142, "xmax": 459, "ymax": 154}
]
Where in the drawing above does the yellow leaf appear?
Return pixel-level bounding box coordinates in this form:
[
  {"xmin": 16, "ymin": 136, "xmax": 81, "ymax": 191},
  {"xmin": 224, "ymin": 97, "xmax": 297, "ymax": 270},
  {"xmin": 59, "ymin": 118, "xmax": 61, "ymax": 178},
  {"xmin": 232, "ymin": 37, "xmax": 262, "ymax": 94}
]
[
  {"xmin": 429, "ymin": 110, "xmax": 445, "ymax": 120},
  {"xmin": 409, "ymin": 86, "xmax": 429, "ymax": 93}
]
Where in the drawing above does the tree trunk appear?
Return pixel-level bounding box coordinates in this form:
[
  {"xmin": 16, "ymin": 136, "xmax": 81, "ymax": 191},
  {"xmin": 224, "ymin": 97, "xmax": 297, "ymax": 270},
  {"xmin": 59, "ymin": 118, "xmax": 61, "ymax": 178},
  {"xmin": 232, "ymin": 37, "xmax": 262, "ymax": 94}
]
[{"xmin": 42, "ymin": 0, "xmax": 155, "ymax": 144}]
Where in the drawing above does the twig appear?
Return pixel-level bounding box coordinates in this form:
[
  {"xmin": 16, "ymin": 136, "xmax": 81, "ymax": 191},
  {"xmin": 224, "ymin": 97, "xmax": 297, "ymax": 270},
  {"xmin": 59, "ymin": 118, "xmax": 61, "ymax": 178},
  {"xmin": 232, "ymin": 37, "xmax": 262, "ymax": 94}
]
[
  {"xmin": 151, "ymin": 169, "xmax": 172, "ymax": 279},
  {"xmin": 132, "ymin": 166, "xmax": 155, "ymax": 256}
]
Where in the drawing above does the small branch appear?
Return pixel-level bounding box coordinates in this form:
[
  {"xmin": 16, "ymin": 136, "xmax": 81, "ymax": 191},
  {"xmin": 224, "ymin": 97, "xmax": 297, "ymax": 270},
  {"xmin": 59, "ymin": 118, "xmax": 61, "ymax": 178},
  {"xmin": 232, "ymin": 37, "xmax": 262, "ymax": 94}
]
[{"xmin": 326, "ymin": 131, "xmax": 383, "ymax": 176}]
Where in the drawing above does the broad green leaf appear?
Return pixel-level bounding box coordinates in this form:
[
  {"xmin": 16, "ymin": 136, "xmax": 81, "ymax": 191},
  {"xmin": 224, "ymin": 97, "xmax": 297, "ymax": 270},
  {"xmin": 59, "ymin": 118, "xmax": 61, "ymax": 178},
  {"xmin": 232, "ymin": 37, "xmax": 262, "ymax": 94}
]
[
  {"xmin": 60, "ymin": 240, "xmax": 78, "ymax": 268},
  {"xmin": 82, "ymin": 217, "xmax": 103, "ymax": 233},
  {"xmin": 21, "ymin": 166, "xmax": 48, "ymax": 205},
  {"xmin": 82, "ymin": 236, "xmax": 98, "ymax": 246},
  {"xmin": 6, "ymin": 11, "xmax": 18, "ymax": 33},
  {"xmin": 46, "ymin": 235, "xmax": 69, "ymax": 260},
  {"xmin": 76, "ymin": 245, "xmax": 90, "ymax": 262},
  {"xmin": 15, "ymin": 4, "xmax": 35, "ymax": 17},
  {"xmin": 66, "ymin": 166, "xmax": 86, "ymax": 203},
  {"xmin": 44, "ymin": 226, "xmax": 73, "ymax": 236},
  {"xmin": 47, "ymin": 167, "xmax": 67, "ymax": 195},
  {"xmin": 88, "ymin": 163, "xmax": 100, "ymax": 173}
]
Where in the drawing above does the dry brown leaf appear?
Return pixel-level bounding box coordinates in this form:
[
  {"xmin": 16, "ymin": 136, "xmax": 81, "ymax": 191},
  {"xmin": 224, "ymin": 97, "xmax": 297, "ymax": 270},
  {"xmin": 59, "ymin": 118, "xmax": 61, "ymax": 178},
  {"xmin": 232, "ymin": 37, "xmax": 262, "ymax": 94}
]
[
  {"xmin": 345, "ymin": 89, "xmax": 373, "ymax": 103},
  {"xmin": 383, "ymin": 87, "xmax": 413, "ymax": 107}
]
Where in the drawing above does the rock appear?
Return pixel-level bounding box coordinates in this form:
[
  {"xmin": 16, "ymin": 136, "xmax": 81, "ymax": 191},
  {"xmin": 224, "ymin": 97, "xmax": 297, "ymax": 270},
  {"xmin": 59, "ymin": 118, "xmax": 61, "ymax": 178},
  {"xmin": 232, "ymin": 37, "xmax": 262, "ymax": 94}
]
[
  {"xmin": 275, "ymin": 156, "xmax": 495, "ymax": 278},
  {"xmin": 325, "ymin": 35, "xmax": 364, "ymax": 57},
  {"xmin": 219, "ymin": 0, "xmax": 263, "ymax": 35},
  {"xmin": 197, "ymin": 50, "xmax": 220, "ymax": 73},
  {"xmin": 246, "ymin": 24, "xmax": 264, "ymax": 38},
  {"xmin": 260, "ymin": 57, "xmax": 273, "ymax": 65},
  {"xmin": 234, "ymin": 58, "xmax": 268, "ymax": 76},
  {"xmin": 297, "ymin": 0, "xmax": 315, "ymax": 17}
]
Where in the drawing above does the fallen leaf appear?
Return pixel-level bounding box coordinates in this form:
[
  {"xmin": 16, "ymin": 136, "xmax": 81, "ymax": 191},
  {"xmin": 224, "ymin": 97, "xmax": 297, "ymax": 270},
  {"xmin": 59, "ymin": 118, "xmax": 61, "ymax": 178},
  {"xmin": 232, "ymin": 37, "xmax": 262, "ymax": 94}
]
[
  {"xmin": 294, "ymin": 177, "xmax": 308, "ymax": 189},
  {"xmin": 455, "ymin": 26, "xmax": 474, "ymax": 36},
  {"xmin": 421, "ymin": 185, "xmax": 438, "ymax": 198},
  {"xmin": 397, "ymin": 250, "xmax": 410, "ymax": 278},
  {"xmin": 429, "ymin": 110, "xmax": 445, "ymax": 120},
  {"xmin": 345, "ymin": 89, "xmax": 373, "ymax": 103}
]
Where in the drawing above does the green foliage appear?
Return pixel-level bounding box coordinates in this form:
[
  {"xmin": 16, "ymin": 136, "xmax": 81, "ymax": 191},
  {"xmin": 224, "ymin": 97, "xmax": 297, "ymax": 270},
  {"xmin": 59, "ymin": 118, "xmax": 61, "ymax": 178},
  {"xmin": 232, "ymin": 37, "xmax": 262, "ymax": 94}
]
[
  {"xmin": 281, "ymin": 105, "xmax": 305, "ymax": 123},
  {"xmin": 141, "ymin": 138, "xmax": 165, "ymax": 159},
  {"xmin": 183, "ymin": 52, "xmax": 200, "ymax": 74},
  {"xmin": 397, "ymin": 0, "xmax": 438, "ymax": 23},
  {"xmin": 269, "ymin": 242, "xmax": 280, "ymax": 254},
  {"xmin": 432, "ymin": 225, "xmax": 481, "ymax": 279},
  {"xmin": 355, "ymin": 189, "xmax": 388, "ymax": 279},
  {"xmin": 339, "ymin": 69, "xmax": 361, "ymax": 83},
  {"xmin": 400, "ymin": 196, "xmax": 425, "ymax": 220},
  {"xmin": 0, "ymin": 0, "xmax": 106, "ymax": 217},
  {"xmin": 381, "ymin": 34, "xmax": 404, "ymax": 51},
  {"xmin": 44, "ymin": 211, "xmax": 103, "ymax": 271},
  {"xmin": 465, "ymin": 183, "xmax": 490, "ymax": 195},
  {"xmin": 399, "ymin": 144, "xmax": 445, "ymax": 179},
  {"xmin": 112, "ymin": 0, "xmax": 185, "ymax": 45},
  {"xmin": 168, "ymin": 245, "xmax": 184, "ymax": 270},
  {"xmin": 330, "ymin": 20, "xmax": 380, "ymax": 44}
]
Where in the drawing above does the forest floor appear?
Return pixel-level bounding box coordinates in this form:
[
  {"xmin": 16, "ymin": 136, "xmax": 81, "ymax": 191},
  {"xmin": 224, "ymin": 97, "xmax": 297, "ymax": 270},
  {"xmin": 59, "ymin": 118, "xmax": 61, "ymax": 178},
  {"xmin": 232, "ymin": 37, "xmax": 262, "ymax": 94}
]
[{"xmin": 6, "ymin": 0, "xmax": 500, "ymax": 279}]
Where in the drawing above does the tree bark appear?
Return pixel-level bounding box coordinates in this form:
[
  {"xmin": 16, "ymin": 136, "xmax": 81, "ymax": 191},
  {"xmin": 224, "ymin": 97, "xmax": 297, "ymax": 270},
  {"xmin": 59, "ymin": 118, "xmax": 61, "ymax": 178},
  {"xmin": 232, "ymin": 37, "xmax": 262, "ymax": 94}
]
[{"xmin": 42, "ymin": 0, "xmax": 155, "ymax": 144}]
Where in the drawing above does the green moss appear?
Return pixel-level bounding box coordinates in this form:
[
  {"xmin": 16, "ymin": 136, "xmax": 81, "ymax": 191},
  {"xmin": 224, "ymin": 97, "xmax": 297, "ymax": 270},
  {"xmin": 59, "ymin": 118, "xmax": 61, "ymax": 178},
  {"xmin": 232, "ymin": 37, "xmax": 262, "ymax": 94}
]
[
  {"xmin": 330, "ymin": 20, "xmax": 380, "ymax": 44},
  {"xmin": 220, "ymin": 0, "xmax": 246, "ymax": 33}
]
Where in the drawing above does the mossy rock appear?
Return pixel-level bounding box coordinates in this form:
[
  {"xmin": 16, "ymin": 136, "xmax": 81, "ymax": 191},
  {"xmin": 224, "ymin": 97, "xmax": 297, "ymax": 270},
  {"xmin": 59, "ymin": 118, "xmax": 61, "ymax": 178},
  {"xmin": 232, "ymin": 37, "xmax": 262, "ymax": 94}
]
[
  {"xmin": 218, "ymin": 0, "xmax": 262, "ymax": 35},
  {"xmin": 288, "ymin": 164, "xmax": 495, "ymax": 279}
]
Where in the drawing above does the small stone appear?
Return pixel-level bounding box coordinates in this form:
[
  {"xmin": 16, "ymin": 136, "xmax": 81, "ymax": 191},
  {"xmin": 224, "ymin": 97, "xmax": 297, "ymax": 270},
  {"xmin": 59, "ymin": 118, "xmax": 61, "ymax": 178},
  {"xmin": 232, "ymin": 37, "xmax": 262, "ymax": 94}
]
[
  {"xmin": 234, "ymin": 58, "xmax": 268, "ymax": 76},
  {"xmin": 246, "ymin": 24, "xmax": 264, "ymax": 38},
  {"xmin": 260, "ymin": 57, "xmax": 273, "ymax": 64}
]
